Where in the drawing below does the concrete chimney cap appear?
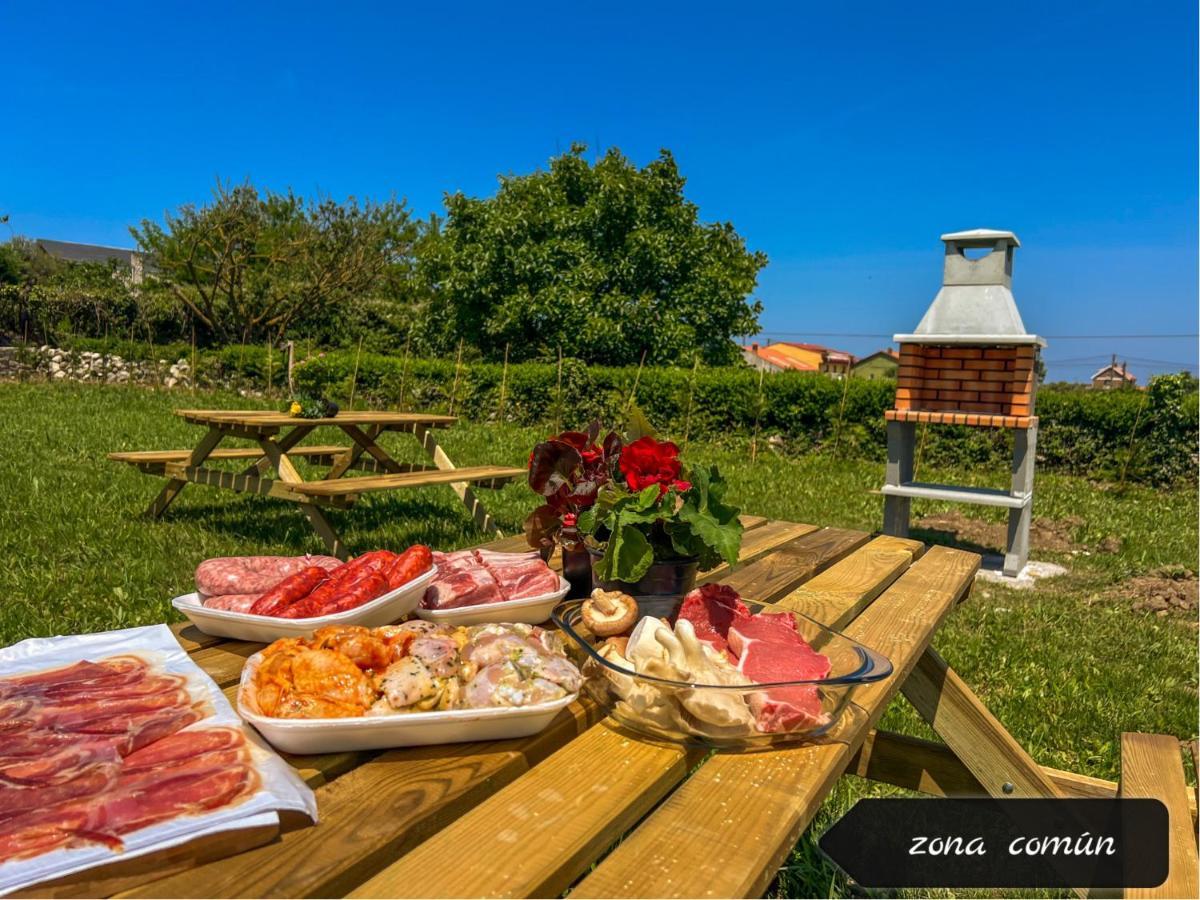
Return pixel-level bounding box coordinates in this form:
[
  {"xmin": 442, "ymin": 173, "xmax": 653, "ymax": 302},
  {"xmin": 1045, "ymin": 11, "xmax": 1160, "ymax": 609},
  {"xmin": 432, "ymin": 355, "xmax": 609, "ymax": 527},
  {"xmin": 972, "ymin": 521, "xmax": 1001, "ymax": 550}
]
[{"xmin": 940, "ymin": 228, "xmax": 1020, "ymax": 247}]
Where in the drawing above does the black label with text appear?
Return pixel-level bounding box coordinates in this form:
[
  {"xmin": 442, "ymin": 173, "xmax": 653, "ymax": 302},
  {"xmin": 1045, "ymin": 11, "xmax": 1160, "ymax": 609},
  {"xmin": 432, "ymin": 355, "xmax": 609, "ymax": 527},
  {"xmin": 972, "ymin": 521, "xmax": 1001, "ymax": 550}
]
[{"xmin": 818, "ymin": 798, "xmax": 1168, "ymax": 888}]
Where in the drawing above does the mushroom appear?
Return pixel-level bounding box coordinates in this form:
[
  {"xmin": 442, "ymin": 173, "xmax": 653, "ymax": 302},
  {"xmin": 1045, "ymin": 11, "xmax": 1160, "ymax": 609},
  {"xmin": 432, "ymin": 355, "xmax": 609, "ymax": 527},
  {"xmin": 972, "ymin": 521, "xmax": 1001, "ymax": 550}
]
[{"xmin": 581, "ymin": 589, "xmax": 638, "ymax": 637}]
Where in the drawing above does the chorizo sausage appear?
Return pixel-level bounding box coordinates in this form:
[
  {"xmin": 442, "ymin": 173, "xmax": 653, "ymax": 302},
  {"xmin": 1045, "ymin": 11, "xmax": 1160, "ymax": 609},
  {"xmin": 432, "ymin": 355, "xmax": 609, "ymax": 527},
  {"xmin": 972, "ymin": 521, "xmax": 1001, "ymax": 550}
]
[
  {"xmin": 280, "ymin": 568, "xmax": 391, "ymax": 619},
  {"xmin": 383, "ymin": 545, "xmax": 433, "ymax": 590},
  {"xmin": 247, "ymin": 567, "xmax": 330, "ymax": 617}
]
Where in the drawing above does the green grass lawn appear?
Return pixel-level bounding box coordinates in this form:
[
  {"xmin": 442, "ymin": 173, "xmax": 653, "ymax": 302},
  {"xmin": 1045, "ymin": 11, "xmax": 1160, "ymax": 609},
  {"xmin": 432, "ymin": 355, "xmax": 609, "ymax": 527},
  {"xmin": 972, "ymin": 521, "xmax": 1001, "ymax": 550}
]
[{"xmin": 1, "ymin": 381, "xmax": 1196, "ymax": 898}]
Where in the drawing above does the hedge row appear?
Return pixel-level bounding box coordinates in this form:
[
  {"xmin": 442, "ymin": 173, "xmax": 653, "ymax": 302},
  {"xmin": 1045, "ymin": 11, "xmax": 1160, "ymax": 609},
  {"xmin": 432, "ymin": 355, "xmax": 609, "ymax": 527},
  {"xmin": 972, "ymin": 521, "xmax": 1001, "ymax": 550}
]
[{"xmin": 58, "ymin": 337, "xmax": 1198, "ymax": 485}]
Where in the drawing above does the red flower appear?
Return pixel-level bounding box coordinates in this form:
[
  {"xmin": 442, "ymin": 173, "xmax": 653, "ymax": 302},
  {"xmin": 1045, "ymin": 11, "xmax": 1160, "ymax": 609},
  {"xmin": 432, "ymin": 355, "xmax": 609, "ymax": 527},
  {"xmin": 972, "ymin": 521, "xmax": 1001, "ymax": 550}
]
[{"xmin": 619, "ymin": 437, "xmax": 692, "ymax": 497}]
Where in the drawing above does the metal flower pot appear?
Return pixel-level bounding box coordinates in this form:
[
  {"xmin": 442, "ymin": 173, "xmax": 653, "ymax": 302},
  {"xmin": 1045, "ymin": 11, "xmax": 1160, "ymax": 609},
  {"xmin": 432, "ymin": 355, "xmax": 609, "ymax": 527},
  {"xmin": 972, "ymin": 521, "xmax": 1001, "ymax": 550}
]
[{"xmin": 588, "ymin": 549, "xmax": 699, "ymax": 599}]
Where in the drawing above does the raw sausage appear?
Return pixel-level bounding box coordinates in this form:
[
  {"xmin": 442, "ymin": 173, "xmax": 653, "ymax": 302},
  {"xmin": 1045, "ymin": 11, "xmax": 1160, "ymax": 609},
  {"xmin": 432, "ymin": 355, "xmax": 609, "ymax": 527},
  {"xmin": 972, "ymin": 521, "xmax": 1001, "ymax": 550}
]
[
  {"xmin": 280, "ymin": 569, "xmax": 391, "ymax": 619},
  {"xmin": 201, "ymin": 594, "xmax": 259, "ymax": 613},
  {"xmin": 195, "ymin": 556, "xmax": 340, "ymax": 597},
  {"xmin": 384, "ymin": 545, "xmax": 433, "ymax": 590},
  {"xmin": 247, "ymin": 567, "xmax": 330, "ymax": 617}
]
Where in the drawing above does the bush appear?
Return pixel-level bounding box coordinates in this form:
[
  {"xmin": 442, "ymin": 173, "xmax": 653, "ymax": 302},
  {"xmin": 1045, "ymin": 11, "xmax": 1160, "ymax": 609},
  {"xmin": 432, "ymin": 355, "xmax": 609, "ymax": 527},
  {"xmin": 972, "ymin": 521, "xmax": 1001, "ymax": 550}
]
[{"xmin": 54, "ymin": 337, "xmax": 1199, "ymax": 486}]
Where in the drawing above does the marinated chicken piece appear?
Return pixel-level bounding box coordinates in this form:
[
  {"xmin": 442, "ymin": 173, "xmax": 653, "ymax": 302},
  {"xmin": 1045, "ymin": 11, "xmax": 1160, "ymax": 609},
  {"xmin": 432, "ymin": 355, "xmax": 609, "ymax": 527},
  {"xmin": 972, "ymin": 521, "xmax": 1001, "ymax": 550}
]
[
  {"xmin": 310, "ymin": 625, "xmax": 393, "ymax": 673},
  {"xmin": 377, "ymin": 657, "xmax": 437, "ymax": 710},
  {"xmin": 409, "ymin": 636, "xmax": 460, "ymax": 678},
  {"xmin": 254, "ymin": 647, "xmax": 375, "ymax": 718}
]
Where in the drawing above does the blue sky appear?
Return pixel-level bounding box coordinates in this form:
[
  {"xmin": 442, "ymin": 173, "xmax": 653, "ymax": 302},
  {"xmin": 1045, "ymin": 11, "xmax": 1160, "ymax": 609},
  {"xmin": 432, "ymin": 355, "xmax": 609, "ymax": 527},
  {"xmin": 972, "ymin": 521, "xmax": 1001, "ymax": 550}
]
[{"xmin": 2, "ymin": 1, "xmax": 1196, "ymax": 382}]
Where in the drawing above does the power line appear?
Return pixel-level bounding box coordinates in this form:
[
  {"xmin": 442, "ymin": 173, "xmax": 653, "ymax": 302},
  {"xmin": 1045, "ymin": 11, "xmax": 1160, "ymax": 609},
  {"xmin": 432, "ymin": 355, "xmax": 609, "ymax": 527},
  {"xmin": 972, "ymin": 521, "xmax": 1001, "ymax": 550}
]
[{"xmin": 754, "ymin": 331, "xmax": 1198, "ymax": 340}]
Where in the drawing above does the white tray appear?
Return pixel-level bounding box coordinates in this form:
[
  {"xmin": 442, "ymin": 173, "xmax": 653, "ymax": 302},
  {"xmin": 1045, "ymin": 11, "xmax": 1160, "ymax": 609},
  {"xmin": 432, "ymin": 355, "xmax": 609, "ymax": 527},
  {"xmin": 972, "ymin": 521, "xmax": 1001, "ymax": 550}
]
[
  {"xmin": 414, "ymin": 575, "xmax": 570, "ymax": 626},
  {"xmin": 236, "ymin": 650, "xmax": 576, "ymax": 753},
  {"xmin": 172, "ymin": 565, "xmax": 437, "ymax": 642}
]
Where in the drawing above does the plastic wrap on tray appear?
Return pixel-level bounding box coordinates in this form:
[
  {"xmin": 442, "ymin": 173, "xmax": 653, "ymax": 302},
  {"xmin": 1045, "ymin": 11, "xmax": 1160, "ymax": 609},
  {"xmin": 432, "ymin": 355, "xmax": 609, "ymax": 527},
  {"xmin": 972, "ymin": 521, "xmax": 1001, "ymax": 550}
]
[{"xmin": 0, "ymin": 625, "xmax": 316, "ymax": 895}]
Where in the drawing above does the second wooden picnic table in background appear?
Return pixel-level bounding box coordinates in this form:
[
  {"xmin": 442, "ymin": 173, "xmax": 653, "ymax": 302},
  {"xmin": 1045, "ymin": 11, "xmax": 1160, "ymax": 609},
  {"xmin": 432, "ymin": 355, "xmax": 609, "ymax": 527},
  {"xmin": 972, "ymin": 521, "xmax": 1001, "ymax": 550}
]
[{"xmin": 108, "ymin": 408, "xmax": 528, "ymax": 557}]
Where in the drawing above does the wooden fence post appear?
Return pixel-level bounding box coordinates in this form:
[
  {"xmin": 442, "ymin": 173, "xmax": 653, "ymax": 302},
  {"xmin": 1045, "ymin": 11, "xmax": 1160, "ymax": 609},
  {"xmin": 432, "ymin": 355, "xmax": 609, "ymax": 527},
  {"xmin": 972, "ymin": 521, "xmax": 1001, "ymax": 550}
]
[
  {"xmin": 554, "ymin": 346, "xmax": 564, "ymax": 433},
  {"xmin": 397, "ymin": 333, "xmax": 411, "ymax": 412},
  {"xmin": 831, "ymin": 373, "xmax": 850, "ymax": 450},
  {"xmin": 750, "ymin": 367, "xmax": 765, "ymax": 464},
  {"xmin": 449, "ymin": 338, "xmax": 464, "ymax": 416},
  {"xmin": 497, "ymin": 342, "xmax": 510, "ymax": 422},
  {"xmin": 681, "ymin": 353, "xmax": 700, "ymax": 451},
  {"xmin": 626, "ymin": 349, "xmax": 648, "ymax": 419},
  {"xmin": 1118, "ymin": 388, "xmax": 1150, "ymax": 489},
  {"xmin": 348, "ymin": 335, "xmax": 364, "ymax": 410}
]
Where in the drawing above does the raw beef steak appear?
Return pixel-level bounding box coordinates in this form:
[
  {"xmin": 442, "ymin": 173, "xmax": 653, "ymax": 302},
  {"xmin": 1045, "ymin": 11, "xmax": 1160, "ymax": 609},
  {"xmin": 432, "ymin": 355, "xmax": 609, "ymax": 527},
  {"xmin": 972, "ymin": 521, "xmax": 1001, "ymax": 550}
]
[
  {"xmin": 675, "ymin": 584, "xmax": 751, "ymax": 654},
  {"xmin": 728, "ymin": 615, "xmax": 831, "ymax": 732}
]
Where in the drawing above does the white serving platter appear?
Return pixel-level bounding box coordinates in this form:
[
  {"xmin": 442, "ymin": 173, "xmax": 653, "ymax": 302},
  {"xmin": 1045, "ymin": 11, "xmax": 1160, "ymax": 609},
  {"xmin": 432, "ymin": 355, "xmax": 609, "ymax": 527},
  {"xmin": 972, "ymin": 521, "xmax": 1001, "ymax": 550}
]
[
  {"xmin": 172, "ymin": 565, "xmax": 437, "ymax": 642},
  {"xmin": 236, "ymin": 650, "xmax": 577, "ymax": 753},
  {"xmin": 414, "ymin": 575, "xmax": 570, "ymax": 626}
]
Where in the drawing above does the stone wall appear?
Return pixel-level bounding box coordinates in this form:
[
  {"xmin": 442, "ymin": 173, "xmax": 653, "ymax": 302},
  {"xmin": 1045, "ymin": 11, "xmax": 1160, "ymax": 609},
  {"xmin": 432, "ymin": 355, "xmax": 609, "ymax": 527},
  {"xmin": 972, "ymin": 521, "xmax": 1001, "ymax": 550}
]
[{"xmin": 0, "ymin": 346, "xmax": 193, "ymax": 388}]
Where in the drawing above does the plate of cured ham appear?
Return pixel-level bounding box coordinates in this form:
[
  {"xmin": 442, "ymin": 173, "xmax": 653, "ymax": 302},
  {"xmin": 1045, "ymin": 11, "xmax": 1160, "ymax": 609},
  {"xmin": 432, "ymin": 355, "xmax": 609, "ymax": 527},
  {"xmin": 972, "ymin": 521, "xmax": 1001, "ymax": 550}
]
[
  {"xmin": 0, "ymin": 625, "xmax": 314, "ymax": 896},
  {"xmin": 416, "ymin": 549, "xmax": 569, "ymax": 626},
  {"xmin": 172, "ymin": 547, "xmax": 438, "ymax": 642}
]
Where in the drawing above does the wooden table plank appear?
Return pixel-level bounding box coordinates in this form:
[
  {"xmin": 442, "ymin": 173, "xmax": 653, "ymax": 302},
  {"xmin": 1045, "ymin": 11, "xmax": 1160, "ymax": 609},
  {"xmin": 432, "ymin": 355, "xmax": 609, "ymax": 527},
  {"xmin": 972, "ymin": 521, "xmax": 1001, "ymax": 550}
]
[
  {"xmin": 772, "ymin": 536, "xmax": 921, "ymax": 630},
  {"xmin": 718, "ymin": 527, "xmax": 869, "ymax": 604},
  {"xmin": 175, "ymin": 410, "xmax": 458, "ymax": 428},
  {"xmin": 285, "ymin": 465, "xmax": 527, "ymax": 497},
  {"xmin": 347, "ymin": 530, "xmax": 898, "ymax": 900},
  {"xmin": 1121, "ymin": 732, "xmax": 1199, "ymax": 899},
  {"xmin": 119, "ymin": 701, "xmax": 605, "ymax": 899},
  {"xmin": 570, "ymin": 545, "xmax": 980, "ymax": 899}
]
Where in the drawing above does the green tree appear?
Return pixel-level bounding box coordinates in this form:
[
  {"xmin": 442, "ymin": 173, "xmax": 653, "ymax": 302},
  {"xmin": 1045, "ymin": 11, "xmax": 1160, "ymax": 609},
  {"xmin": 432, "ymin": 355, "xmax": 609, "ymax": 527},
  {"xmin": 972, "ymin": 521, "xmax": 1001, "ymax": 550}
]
[
  {"xmin": 131, "ymin": 181, "xmax": 420, "ymax": 345},
  {"xmin": 415, "ymin": 145, "xmax": 766, "ymax": 365}
]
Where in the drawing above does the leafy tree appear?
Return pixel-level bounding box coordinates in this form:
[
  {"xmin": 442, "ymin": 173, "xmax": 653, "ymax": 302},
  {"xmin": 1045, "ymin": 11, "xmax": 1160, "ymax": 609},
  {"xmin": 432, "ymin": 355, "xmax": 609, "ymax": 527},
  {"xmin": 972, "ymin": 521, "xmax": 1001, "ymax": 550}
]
[
  {"xmin": 131, "ymin": 181, "xmax": 419, "ymax": 345},
  {"xmin": 415, "ymin": 145, "xmax": 766, "ymax": 366}
]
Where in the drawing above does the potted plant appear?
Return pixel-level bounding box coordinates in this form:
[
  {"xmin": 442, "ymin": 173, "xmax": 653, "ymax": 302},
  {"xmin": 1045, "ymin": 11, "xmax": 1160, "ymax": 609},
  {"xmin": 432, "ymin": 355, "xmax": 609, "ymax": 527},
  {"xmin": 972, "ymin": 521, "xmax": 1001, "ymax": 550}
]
[{"xmin": 525, "ymin": 420, "xmax": 743, "ymax": 597}]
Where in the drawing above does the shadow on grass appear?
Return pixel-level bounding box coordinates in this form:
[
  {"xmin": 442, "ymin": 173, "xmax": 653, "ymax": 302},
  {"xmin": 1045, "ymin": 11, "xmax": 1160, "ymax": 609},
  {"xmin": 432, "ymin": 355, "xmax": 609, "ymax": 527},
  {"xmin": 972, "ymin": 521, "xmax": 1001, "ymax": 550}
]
[
  {"xmin": 163, "ymin": 491, "xmax": 524, "ymax": 553},
  {"xmin": 909, "ymin": 525, "xmax": 1001, "ymax": 559}
]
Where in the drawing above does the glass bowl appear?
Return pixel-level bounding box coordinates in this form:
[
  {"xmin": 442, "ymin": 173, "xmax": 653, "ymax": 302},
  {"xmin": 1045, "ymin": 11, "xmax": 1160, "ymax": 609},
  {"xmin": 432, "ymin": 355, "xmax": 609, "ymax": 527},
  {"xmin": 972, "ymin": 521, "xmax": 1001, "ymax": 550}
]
[{"xmin": 552, "ymin": 594, "xmax": 892, "ymax": 748}]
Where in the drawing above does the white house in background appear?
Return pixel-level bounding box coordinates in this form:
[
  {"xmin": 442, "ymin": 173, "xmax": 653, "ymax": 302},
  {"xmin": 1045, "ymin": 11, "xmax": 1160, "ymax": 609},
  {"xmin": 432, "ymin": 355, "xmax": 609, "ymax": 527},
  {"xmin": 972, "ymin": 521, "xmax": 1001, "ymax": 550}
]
[
  {"xmin": 1090, "ymin": 360, "xmax": 1137, "ymax": 390},
  {"xmin": 36, "ymin": 239, "xmax": 145, "ymax": 284}
]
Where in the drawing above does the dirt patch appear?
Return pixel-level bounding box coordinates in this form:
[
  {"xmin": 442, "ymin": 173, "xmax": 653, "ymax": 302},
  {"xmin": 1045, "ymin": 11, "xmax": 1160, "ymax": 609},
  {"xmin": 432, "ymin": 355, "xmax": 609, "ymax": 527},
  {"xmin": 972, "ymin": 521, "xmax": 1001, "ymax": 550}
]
[
  {"xmin": 1117, "ymin": 568, "xmax": 1198, "ymax": 618},
  {"xmin": 915, "ymin": 510, "xmax": 1122, "ymax": 556}
]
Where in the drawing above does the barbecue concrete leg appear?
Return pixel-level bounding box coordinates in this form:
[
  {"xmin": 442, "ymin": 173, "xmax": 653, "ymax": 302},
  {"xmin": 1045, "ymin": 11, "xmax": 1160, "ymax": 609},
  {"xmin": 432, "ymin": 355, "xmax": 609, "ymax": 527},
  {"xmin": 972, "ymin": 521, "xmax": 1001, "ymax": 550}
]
[
  {"xmin": 1003, "ymin": 424, "xmax": 1037, "ymax": 576},
  {"xmin": 883, "ymin": 420, "xmax": 916, "ymax": 537}
]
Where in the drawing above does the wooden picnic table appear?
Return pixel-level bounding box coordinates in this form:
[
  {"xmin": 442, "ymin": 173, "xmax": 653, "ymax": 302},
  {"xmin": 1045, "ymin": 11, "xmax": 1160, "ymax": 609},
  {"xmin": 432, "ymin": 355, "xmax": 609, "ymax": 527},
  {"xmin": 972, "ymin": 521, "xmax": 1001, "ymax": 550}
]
[
  {"xmin": 29, "ymin": 516, "xmax": 1194, "ymax": 899},
  {"xmin": 108, "ymin": 409, "xmax": 527, "ymax": 558}
]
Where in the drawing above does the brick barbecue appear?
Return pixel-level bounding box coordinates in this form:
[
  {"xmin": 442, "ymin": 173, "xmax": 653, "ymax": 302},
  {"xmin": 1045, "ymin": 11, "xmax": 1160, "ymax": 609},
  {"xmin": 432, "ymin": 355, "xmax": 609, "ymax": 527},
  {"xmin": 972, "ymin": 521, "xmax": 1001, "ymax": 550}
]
[
  {"xmin": 890, "ymin": 343, "xmax": 1037, "ymax": 428},
  {"xmin": 881, "ymin": 229, "xmax": 1045, "ymax": 576}
]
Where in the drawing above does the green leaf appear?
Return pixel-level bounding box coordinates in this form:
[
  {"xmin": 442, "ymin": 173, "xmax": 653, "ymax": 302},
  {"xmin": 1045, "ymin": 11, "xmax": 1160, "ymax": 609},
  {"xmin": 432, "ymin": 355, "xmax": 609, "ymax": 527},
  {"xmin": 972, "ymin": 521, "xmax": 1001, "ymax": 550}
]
[
  {"xmin": 595, "ymin": 516, "xmax": 654, "ymax": 583},
  {"xmin": 576, "ymin": 507, "xmax": 597, "ymax": 535}
]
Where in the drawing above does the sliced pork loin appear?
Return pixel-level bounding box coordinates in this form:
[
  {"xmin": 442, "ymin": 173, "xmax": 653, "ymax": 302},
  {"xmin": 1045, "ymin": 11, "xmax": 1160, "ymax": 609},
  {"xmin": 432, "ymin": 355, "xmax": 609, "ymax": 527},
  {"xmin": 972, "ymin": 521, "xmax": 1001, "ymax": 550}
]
[
  {"xmin": 475, "ymin": 550, "xmax": 560, "ymax": 601},
  {"xmin": 727, "ymin": 614, "xmax": 830, "ymax": 733},
  {"xmin": 422, "ymin": 552, "xmax": 503, "ymax": 609},
  {"xmin": 422, "ymin": 550, "xmax": 558, "ymax": 609}
]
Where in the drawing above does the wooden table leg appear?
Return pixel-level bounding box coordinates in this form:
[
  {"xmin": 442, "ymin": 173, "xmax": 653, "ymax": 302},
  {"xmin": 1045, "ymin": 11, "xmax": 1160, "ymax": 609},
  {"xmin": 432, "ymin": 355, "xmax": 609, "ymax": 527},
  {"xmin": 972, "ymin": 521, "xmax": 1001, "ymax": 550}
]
[
  {"xmin": 145, "ymin": 426, "xmax": 224, "ymax": 518},
  {"xmin": 901, "ymin": 646, "xmax": 1064, "ymax": 798},
  {"xmin": 258, "ymin": 436, "xmax": 346, "ymax": 558},
  {"xmin": 241, "ymin": 424, "xmax": 315, "ymax": 476},
  {"xmin": 412, "ymin": 423, "xmax": 504, "ymax": 538},
  {"xmin": 326, "ymin": 424, "xmax": 398, "ymax": 479}
]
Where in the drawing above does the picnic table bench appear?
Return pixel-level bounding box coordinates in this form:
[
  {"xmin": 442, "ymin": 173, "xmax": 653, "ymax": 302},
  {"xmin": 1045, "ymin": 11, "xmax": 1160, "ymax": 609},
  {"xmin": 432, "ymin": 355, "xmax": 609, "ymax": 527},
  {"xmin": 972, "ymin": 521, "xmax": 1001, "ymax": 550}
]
[
  {"xmin": 27, "ymin": 517, "xmax": 1196, "ymax": 898},
  {"xmin": 108, "ymin": 409, "xmax": 527, "ymax": 558}
]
